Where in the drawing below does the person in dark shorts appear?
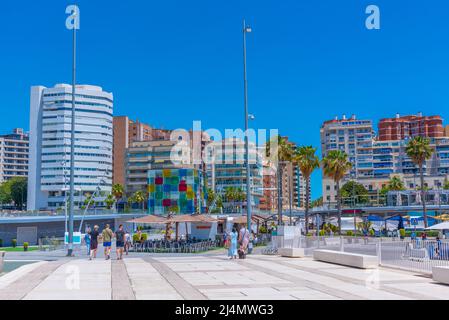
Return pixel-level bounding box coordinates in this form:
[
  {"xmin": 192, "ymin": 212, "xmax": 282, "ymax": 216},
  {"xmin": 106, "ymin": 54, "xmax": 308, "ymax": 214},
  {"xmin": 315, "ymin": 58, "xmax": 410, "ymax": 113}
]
[
  {"xmin": 102, "ymin": 224, "xmax": 113, "ymax": 260},
  {"xmin": 89, "ymin": 225, "xmax": 100, "ymax": 260},
  {"xmin": 115, "ymin": 224, "xmax": 126, "ymax": 260}
]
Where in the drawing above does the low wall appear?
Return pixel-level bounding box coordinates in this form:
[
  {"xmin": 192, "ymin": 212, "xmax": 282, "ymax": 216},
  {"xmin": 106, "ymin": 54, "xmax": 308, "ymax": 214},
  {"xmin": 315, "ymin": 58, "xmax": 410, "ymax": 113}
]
[
  {"xmin": 432, "ymin": 266, "xmax": 449, "ymax": 285},
  {"xmin": 313, "ymin": 249, "xmax": 378, "ymax": 269},
  {"xmin": 0, "ymin": 251, "xmax": 5, "ymax": 273},
  {"xmin": 0, "ymin": 219, "xmax": 115, "ymax": 247},
  {"xmin": 278, "ymin": 247, "xmax": 306, "ymax": 258}
]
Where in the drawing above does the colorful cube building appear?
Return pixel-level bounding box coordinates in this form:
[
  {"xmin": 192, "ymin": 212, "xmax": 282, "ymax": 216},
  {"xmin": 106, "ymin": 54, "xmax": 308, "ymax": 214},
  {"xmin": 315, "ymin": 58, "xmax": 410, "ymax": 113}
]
[{"xmin": 147, "ymin": 169, "xmax": 206, "ymax": 214}]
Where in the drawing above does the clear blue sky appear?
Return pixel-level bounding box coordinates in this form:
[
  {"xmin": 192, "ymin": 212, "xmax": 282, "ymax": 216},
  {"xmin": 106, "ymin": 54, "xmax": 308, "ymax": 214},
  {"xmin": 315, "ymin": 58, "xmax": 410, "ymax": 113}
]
[{"xmin": 1, "ymin": 0, "xmax": 449, "ymax": 199}]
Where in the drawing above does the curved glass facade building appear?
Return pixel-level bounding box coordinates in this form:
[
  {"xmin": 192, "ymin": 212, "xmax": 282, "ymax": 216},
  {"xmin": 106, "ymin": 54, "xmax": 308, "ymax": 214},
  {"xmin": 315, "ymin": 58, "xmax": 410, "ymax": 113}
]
[{"xmin": 27, "ymin": 84, "xmax": 113, "ymax": 210}]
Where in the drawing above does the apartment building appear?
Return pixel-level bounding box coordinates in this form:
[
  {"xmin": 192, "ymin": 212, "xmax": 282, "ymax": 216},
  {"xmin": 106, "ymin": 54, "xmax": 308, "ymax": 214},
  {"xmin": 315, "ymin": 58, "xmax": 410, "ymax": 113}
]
[
  {"xmin": 321, "ymin": 113, "xmax": 449, "ymax": 204},
  {"xmin": 126, "ymin": 140, "xmax": 193, "ymax": 195},
  {"xmin": 27, "ymin": 84, "xmax": 113, "ymax": 210},
  {"xmin": 113, "ymin": 116, "xmax": 172, "ymax": 186},
  {"xmin": 378, "ymin": 113, "xmax": 444, "ymax": 141},
  {"xmin": 0, "ymin": 128, "xmax": 29, "ymax": 183},
  {"xmin": 208, "ymin": 138, "xmax": 263, "ymax": 212},
  {"xmin": 320, "ymin": 115, "xmax": 374, "ymax": 202}
]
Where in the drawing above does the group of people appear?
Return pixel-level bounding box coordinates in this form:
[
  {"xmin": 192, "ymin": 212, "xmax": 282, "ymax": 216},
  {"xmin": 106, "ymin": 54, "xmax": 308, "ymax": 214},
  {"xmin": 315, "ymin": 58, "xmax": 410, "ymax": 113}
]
[
  {"xmin": 83, "ymin": 224, "xmax": 132, "ymax": 260},
  {"xmin": 224, "ymin": 224, "xmax": 253, "ymax": 260}
]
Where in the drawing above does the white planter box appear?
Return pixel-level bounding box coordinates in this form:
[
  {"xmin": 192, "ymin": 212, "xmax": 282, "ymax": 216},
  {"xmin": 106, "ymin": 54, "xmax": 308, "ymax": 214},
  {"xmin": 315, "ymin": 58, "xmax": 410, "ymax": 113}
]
[
  {"xmin": 313, "ymin": 249, "xmax": 378, "ymax": 269},
  {"xmin": 432, "ymin": 266, "xmax": 449, "ymax": 285},
  {"xmin": 278, "ymin": 247, "xmax": 306, "ymax": 258},
  {"xmin": 0, "ymin": 251, "xmax": 5, "ymax": 273}
]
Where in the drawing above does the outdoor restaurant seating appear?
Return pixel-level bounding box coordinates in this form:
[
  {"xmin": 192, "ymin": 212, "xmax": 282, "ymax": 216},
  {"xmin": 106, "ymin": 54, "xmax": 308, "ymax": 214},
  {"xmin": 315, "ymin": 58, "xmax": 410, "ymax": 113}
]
[{"xmin": 132, "ymin": 239, "xmax": 218, "ymax": 253}]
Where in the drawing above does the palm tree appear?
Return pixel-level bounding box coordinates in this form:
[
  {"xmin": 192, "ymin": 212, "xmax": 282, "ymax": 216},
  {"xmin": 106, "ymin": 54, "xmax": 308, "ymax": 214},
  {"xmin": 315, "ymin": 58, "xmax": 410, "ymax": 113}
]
[
  {"xmin": 294, "ymin": 146, "xmax": 320, "ymax": 234},
  {"xmin": 132, "ymin": 190, "xmax": 146, "ymax": 211},
  {"xmin": 322, "ymin": 150, "xmax": 353, "ymax": 234},
  {"xmin": 105, "ymin": 193, "xmax": 115, "ymax": 210},
  {"xmin": 387, "ymin": 176, "xmax": 406, "ymax": 191},
  {"xmin": 266, "ymin": 135, "xmax": 295, "ymax": 225},
  {"xmin": 112, "ymin": 184, "xmax": 124, "ymax": 211},
  {"xmin": 406, "ymin": 136, "xmax": 434, "ymax": 227}
]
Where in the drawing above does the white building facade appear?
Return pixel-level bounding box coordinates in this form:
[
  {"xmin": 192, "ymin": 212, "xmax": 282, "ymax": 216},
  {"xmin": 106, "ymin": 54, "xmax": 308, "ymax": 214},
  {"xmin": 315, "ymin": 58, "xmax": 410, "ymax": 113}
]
[{"xmin": 27, "ymin": 84, "xmax": 113, "ymax": 210}]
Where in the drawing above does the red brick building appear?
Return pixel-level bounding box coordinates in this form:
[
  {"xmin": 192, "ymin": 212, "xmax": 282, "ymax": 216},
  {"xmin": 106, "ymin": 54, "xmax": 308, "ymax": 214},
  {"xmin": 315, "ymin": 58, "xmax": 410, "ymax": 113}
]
[{"xmin": 378, "ymin": 113, "xmax": 444, "ymax": 141}]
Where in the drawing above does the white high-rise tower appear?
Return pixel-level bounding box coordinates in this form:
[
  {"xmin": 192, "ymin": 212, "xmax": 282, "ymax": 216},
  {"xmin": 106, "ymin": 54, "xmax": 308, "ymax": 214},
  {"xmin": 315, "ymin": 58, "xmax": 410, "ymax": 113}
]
[{"xmin": 27, "ymin": 84, "xmax": 113, "ymax": 210}]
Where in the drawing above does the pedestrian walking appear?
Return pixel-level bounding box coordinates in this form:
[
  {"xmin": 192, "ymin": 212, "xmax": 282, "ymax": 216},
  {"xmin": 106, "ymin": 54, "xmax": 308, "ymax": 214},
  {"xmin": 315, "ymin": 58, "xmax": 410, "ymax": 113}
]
[
  {"xmin": 89, "ymin": 225, "xmax": 100, "ymax": 260},
  {"xmin": 115, "ymin": 224, "xmax": 126, "ymax": 260},
  {"xmin": 102, "ymin": 224, "xmax": 113, "ymax": 260},
  {"xmin": 228, "ymin": 228, "xmax": 238, "ymax": 259},
  {"xmin": 84, "ymin": 226, "xmax": 91, "ymax": 255},
  {"xmin": 125, "ymin": 231, "xmax": 132, "ymax": 255},
  {"xmin": 237, "ymin": 225, "xmax": 250, "ymax": 259}
]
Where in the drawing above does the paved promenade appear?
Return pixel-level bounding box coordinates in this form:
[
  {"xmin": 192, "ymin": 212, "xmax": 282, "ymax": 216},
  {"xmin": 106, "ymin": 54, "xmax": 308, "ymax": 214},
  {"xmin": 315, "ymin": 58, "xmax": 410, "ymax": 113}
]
[{"xmin": 1, "ymin": 253, "xmax": 449, "ymax": 300}]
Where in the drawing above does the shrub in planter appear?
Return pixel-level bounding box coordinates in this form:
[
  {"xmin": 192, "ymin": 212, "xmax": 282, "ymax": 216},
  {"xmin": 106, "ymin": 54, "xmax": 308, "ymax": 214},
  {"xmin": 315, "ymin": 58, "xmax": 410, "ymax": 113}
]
[
  {"xmin": 132, "ymin": 234, "xmax": 141, "ymax": 243},
  {"xmin": 12, "ymin": 239, "xmax": 17, "ymax": 248},
  {"xmin": 23, "ymin": 242, "xmax": 29, "ymax": 251},
  {"xmin": 346, "ymin": 231, "xmax": 354, "ymax": 237}
]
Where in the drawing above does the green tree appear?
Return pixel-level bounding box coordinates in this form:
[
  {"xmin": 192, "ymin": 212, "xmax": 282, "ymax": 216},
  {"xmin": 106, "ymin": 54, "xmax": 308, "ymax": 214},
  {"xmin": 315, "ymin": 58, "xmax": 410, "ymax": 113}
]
[
  {"xmin": 443, "ymin": 178, "xmax": 449, "ymax": 190},
  {"xmin": 311, "ymin": 197, "xmax": 323, "ymax": 208},
  {"xmin": 82, "ymin": 192, "xmax": 95, "ymax": 210},
  {"xmin": 111, "ymin": 184, "xmax": 124, "ymax": 210},
  {"xmin": 341, "ymin": 181, "xmax": 369, "ymax": 205},
  {"xmin": 0, "ymin": 181, "xmax": 12, "ymax": 205},
  {"xmin": 266, "ymin": 135, "xmax": 295, "ymax": 224},
  {"xmin": 132, "ymin": 191, "xmax": 146, "ymax": 211},
  {"xmin": 105, "ymin": 194, "xmax": 115, "ymax": 210},
  {"xmin": 206, "ymin": 188, "xmax": 223, "ymax": 213},
  {"xmin": 293, "ymin": 146, "xmax": 320, "ymax": 234},
  {"xmin": 322, "ymin": 150, "xmax": 353, "ymax": 234},
  {"xmin": 405, "ymin": 136, "xmax": 434, "ymax": 228},
  {"xmin": 224, "ymin": 187, "xmax": 245, "ymax": 213},
  {"xmin": 387, "ymin": 176, "xmax": 406, "ymax": 191},
  {"xmin": 9, "ymin": 177, "xmax": 27, "ymax": 209}
]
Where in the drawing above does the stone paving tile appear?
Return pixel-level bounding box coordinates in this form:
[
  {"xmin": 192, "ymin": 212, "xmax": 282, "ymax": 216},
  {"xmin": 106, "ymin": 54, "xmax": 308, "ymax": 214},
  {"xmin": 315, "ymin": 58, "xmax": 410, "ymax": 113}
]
[
  {"xmin": 3, "ymin": 254, "xmax": 449, "ymax": 300},
  {"xmin": 125, "ymin": 258, "xmax": 182, "ymax": 300},
  {"xmin": 0, "ymin": 260, "xmax": 66, "ymax": 300},
  {"xmin": 164, "ymin": 261, "xmax": 251, "ymax": 272},
  {"xmin": 275, "ymin": 287, "xmax": 343, "ymax": 300},
  {"xmin": 241, "ymin": 257, "xmax": 412, "ymax": 300},
  {"xmin": 382, "ymin": 282, "xmax": 449, "ymax": 300},
  {"xmin": 112, "ymin": 260, "xmax": 135, "ymax": 300},
  {"xmin": 0, "ymin": 261, "xmax": 47, "ymax": 290},
  {"xmin": 23, "ymin": 259, "xmax": 112, "ymax": 300}
]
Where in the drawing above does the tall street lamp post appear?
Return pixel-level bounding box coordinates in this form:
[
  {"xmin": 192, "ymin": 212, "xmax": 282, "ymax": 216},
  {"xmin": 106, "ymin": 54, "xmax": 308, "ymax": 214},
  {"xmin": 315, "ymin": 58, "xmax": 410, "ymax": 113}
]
[
  {"xmin": 243, "ymin": 20, "xmax": 252, "ymax": 233},
  {"xmin": 65, "ymin": 4, "xmax": 80, "ymax": 256}
]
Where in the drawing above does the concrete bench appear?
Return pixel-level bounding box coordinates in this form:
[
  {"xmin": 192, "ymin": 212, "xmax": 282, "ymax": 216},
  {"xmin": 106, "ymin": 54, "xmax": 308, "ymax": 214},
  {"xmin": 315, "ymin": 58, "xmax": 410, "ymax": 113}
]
[
  {"xmin": 432, "ymin": 266, "xmax": 449, "ymax": 285},
  {"xmin": 313, "ymin": 249, "xmax": 378, "ymax": 269},
  {"xmin": 408, "ymin": 248, "xmax": 429, "ymax": 262},
  {"xmin": 278, "ymin": 247, "xmax": 306, "ymax": 258},
  {"xmin": 0, "ymin": 251, "xmax": 5, "ymax": 273}
]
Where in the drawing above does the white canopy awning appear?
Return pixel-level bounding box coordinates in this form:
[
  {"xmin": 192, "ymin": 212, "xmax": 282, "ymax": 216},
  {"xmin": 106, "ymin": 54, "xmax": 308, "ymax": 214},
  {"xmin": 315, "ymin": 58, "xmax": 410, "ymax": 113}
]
[{"xmin": 425, "ymin": 222, "xmax": 449, "ymax": 230}]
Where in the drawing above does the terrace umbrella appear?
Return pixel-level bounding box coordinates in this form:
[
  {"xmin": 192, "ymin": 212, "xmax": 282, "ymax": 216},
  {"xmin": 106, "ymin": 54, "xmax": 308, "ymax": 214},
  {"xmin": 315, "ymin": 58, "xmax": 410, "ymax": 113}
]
[
  {"xmin": 126, "ymin": 215, "xmax": 166, "ymax": 224},
  {"xmin": 425, "ymin": 221, "xmax": 449, "ymax": 230}
]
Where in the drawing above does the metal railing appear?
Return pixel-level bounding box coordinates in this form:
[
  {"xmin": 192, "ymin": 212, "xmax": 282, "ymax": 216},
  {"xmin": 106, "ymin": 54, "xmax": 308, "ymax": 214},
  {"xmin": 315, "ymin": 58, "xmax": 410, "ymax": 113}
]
[
  {"xmin": 38, "ymin": 237, "xmax": 65, "ymax": 251},
  {"xmin": 379, "ymin": 239, "xmax": 449, "ymax": 274},
  {"xmin": 266, "ymin": 235, "xmax": 449, "ymax": 275}
]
